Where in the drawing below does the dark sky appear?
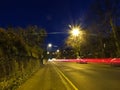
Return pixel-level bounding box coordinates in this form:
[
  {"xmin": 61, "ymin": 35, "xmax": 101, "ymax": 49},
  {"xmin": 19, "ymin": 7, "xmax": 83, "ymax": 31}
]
[{"xmin": 0, "ymin": 0, "xmax": 94, "ymax": 47}]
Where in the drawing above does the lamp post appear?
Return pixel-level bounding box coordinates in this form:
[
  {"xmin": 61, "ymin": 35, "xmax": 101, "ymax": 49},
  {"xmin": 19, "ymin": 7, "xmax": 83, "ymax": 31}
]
[
  {"xmin": 68, "ymin": 25, "xmax": 83, "ymax": 58},
  {"xmin": 56, "ymin": 49, "xmax": 60, "ymax": 53},
  {"xmin": 47, "ymin": 43, "xmax": 52, "ymax": 59},
  {"xmin": 71, "ymin": 27, "xmax": 80, "ymax": 36},
  {"xmin": 48, "ymin": 43, "xmax": 52, "ymax": 48},
  {"xmin": 47, "ymin": 43, "xmax": 52, "ymax": 51}
]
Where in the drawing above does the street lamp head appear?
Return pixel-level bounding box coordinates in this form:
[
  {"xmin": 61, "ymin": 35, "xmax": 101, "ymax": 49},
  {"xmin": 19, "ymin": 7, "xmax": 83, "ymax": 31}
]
[
  {"xmin": 47, "ymin": 51, "xmax": 50, "ymax": 54},
  {"xmin": 71, "ymin": 27, "xmax": 80, "ymax": 36},
  {"xmin": 56, "ymin": 49, "xmax": 60, "ymax": 53},
  {"xmin": 68, "ymin": 24, "xmax": 82, "ymax": 37},
  {"xmin": 48, "ymin": 43, "xmax": 52, "ymax": 47}
]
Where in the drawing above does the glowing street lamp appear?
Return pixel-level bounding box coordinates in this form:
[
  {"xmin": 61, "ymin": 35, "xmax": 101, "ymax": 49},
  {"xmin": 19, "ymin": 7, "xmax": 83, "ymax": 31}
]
[
  {"xmin": 71, "ymin": 27, "xmax": 80, "ymax": 36},
  {"xmin": 48, "ymin": 43, "xmax": 52, "ymax": 48},
  {"xmin": 47, "ymin": 51, "xmax": 50, "ymax": 54},
  {"xmin": 69, "ymin": 25, "xmax": 81, "ymax": 37},
  {"xmin": 56, "ymin": 49, "xmax": 60, "ymax": 53},
  {"xmin": 68, "ymin": 24, "xmax": 84, "ymax": 58}
]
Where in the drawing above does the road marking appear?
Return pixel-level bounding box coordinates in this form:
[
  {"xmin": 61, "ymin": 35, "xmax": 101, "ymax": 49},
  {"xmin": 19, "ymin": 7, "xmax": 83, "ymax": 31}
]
[
  {"xmin": 53, "ymin": 66, "xmax": 71, "ymax": 90},
  {"xmin": 52, "ymin": 62, "xmax": 79, "ymax": 90}
]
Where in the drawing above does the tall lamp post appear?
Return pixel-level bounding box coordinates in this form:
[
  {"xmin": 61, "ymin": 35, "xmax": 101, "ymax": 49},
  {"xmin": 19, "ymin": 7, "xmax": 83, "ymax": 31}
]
[
  {"xmin": 70, "ymin": 27, "xmax": 80, "ymax": 37},
  {"xmin": 47, "ymin": 43, "xmax": 59, "ymax": 60},
  {"xmin": 48, "ymin": 43, "xmax": 52, "ymax": 48},
  {"xmin": 69, "ymin": 25, "xmax": 83, "ymax": 58},
  {"xmin": 47, "ymin": 43, "xmax": 52, "ymax": 59}
]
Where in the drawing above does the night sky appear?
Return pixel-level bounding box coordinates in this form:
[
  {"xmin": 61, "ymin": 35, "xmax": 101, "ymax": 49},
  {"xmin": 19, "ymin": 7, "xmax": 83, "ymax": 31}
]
[{"xmin": 0, "ymin": 0, "xmax": 94, "ymax": 47}]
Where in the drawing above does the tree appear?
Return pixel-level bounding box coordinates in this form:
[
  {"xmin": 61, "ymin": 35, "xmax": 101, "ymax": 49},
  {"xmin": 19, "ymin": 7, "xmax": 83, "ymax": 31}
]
[{"xmin": 0, "ymin": 25, "xmax": 47, "ymax": 89}]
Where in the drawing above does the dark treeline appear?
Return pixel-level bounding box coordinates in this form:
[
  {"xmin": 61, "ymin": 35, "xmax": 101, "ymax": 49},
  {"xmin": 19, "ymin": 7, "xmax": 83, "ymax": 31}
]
[
  {"xmin": 64, "ymin": 0, "xmax": 120, "ymax": 58},
  {"xmin": 84, "ymin": 0, "xmax": 120, "ymax": 58},
  {"xmin": 0, "ymin": 25, "xmax": 47, "ymax": 90}
]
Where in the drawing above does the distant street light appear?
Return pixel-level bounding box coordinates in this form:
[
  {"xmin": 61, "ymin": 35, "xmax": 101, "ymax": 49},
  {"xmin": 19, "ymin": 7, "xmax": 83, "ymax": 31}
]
[
  {"xmin": 47, "ymin": 51, "xmax": 50, "ymax": 54},
  {"xmin": 56, "ymin": 49, "xmax": 60, "ymax": 53},
  {"xmin": 48, "ymin": 43, "xmax": 52, "ymax": 48}
]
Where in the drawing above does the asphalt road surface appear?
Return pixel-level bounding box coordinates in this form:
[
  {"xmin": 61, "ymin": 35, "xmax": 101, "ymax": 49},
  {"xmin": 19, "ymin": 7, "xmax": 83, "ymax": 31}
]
[{"xmin": 17, "ymin": 61, "xmax": 120, "ymax": 90}]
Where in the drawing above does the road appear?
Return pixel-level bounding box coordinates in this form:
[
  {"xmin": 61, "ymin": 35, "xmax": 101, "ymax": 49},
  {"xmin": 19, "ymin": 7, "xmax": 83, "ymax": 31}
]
[{"xmin": 17, "ymin": 61, "xmax": 120, "ymax": 90}]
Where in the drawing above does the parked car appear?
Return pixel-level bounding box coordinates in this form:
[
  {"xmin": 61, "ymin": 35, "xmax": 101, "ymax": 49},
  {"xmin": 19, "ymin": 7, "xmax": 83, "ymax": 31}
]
[
  {"xmin": 110, "ymin": 58, "xmax": 120, "ymax": 66},
  {"xmin": 77, "ymin": 59, "xmax": 87, "ymax": 64}
]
